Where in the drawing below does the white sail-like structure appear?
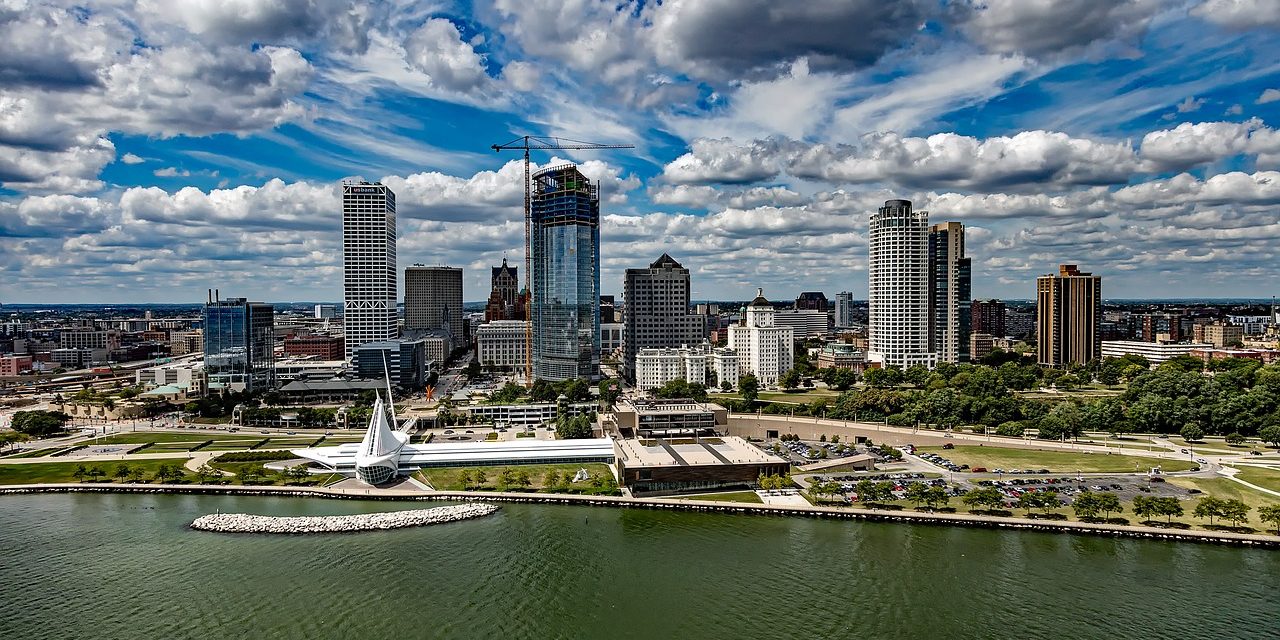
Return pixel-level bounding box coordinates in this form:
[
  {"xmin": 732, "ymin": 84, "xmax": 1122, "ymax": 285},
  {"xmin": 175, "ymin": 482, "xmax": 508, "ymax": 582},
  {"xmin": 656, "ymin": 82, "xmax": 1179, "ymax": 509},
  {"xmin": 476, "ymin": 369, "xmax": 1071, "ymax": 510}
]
[{"xmin": 353, "ymin": 394, "xmax": 408, "ymax": 485}]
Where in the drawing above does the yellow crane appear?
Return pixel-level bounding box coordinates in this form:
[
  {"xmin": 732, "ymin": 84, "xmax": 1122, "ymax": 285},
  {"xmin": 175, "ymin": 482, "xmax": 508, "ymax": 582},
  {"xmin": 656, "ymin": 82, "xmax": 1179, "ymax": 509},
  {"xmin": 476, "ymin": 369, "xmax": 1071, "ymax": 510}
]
[{"xmin": 491, "ymin": 135, "xmax": 634, "ymax": 386}]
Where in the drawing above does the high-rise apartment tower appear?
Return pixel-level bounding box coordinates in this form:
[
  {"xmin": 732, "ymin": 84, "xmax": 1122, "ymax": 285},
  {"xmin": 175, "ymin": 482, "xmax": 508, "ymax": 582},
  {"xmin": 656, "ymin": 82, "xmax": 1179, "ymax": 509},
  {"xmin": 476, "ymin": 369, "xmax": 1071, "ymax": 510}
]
[
  {"xmin": 928, "ymin": 221, "xmax": 971, "ymax": 363},
  {"xmin": 622, "ymin": 253, "xmax": 702, "ymax": 381},
  {"xmin": 1036, "ymin": 264, "xmax": 1101, "ymax": 367},
  {"xmin": 868, "ymin": 199, "xmax": 936, "ymax": 368}
]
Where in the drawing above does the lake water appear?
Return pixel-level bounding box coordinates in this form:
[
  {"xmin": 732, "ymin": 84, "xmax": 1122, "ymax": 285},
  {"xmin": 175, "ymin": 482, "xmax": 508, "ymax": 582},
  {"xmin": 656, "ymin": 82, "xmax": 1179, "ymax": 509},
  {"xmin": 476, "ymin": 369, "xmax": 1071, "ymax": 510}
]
[{"xmin": 1, "ymin": 494, "xmax": 1277, "ymax": 639}]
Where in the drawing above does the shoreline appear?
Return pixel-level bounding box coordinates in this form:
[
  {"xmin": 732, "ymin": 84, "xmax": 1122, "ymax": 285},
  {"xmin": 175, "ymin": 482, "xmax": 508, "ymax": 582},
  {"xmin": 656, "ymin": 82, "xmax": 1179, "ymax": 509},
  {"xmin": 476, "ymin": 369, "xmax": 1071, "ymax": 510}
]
[{"xmin": 1, "ymin": 482, "xmax": 1277, "ymax": 548}]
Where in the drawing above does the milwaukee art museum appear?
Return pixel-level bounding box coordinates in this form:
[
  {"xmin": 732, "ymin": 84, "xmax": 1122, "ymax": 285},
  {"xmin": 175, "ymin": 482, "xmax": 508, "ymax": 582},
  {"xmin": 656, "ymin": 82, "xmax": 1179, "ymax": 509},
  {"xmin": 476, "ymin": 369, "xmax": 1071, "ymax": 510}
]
[{"xmin": 291, "ymin": 395, "xmax": 615, "ymax": 485}]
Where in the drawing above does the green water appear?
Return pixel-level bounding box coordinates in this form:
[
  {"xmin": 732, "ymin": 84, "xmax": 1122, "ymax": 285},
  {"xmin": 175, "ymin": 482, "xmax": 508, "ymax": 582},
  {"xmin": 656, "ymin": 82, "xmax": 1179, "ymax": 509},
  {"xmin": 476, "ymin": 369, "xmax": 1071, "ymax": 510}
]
[{"xmin": 1, "ymin": 494, "xmax": 1277, "ymax": 639}]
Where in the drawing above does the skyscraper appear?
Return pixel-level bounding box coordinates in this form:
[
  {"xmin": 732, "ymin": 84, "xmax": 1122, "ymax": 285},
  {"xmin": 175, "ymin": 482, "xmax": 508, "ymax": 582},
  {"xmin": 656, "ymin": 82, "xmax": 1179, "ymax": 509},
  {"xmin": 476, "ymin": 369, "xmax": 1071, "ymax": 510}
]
[
  {"xmin": 1037, "ymin": 264, "xmax": 1102, "ymax": 367},
  {"xmin": 928, "ymin": 221, "xmax": 972, "ymax": 363},
  {"xmin": 342, "ymin": 181, "xmax": 397, "ymax": 360},
  {"xmin": 971, "ymin": 299, "xmax": 1006, "ymax": 338},
  {"xmin": 622, "ymin": 253, "xmax": 702, "ymax": 382},
  {"xmin": 835, "ymin": 291, "xmax": 854, "ymax": 328},
  {"xmin": 487, "ymin": 257, "xmax": 519, "ymax": 321},
  {"xmin": 203, "ymin": 292, "xmax": 274, "ymax": 392},
  {"xmin": 728, "ymin": 288, "xmax": 794, "ymax": 386},
  {"xmin": 868, "ymin": 199, "xmax": 935, "ymax": 368},
  {"xmin": 531, "ymin": 164, "xmax": 601, "ymax": 381},
  {"xmin": 404, "ymin": 265, "xmax": 464, "ymax": 341}
]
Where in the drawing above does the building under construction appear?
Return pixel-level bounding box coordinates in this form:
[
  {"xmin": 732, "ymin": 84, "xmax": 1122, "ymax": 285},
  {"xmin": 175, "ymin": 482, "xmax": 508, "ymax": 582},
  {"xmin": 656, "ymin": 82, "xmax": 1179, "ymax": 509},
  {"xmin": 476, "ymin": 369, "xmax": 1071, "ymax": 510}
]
[{"xmin": 530, "ymin": 164, "xmax": 601, "ymax": 381}]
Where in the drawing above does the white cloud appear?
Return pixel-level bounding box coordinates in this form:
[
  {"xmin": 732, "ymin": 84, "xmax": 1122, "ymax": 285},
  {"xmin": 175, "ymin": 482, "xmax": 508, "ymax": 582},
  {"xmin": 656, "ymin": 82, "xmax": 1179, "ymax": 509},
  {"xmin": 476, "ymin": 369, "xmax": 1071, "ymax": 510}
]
[
  {"xmin": 152, "ymin": 167, "xmax": 190, "ymax": 177},
  {"xmin": 1176, "ymin": 96, "xmax": 1205, "ymax": 113},
  {"xmin": 121, "ymin": 153, "xmax": 145, "ymax": 164},
  {"xmin": 1258, "ymin": 88, "xmax": 1280, "ymax": 104},
  {"xmin": 403, "ymin": 18, "xmax": 491, "ymax": 93},
  {"xmin": 1138, "ymin": 118, "xmax": 1279, "ymax": 170},
  {"xmin": 1192, "ymin": 0, "xmax": 1280, "ymax": 30}
]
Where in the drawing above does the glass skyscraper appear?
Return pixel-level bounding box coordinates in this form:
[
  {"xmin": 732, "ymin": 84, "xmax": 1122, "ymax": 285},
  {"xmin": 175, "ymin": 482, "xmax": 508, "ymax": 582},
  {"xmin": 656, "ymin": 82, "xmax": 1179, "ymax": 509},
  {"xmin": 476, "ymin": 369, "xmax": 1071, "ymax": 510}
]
[
  {"xmin": 203, "ymin": 293, "xmax": 275, "ymax": 392},
  {"xmin": 530, "ymin": 164, "xmax": 600, "ymax": 382}
]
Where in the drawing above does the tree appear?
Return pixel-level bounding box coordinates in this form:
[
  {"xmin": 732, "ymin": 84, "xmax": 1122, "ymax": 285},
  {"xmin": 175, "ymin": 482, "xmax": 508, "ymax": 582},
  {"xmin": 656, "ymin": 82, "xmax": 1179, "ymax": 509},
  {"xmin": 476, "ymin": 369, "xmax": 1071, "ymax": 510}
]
[
  {"xmin": 1224, "ymin": 432, "xmax": 1246, "ymax": 445},
  {"xmin": 10, "ymin": 410, "xmax": 72, "ymax": 437},
  {"xmin": 1155, "ymin": 496, "xmax": 1184, "ymax": 524},
  {"xmin": 87, "ymin": 466, "xmax": 106, "ymax": 482},
  {"xmin": 1259, "ymin": 505, "xmax": 1280, "ymax": 535},
  {"xmin": 778, "ymin": 368, "xmax": 801, "ymax": 390},
  {"xmin": 1057, "ymin": 373, "xmax": 1081, "ymax": 390},
  {"xmin": 499, "ymin": 468, "xmax": 519, "ymax": 489},
  {"xmin": 1036, "ymin": 491, "xmax": 1062, "ymax": 514},
  {"xmin": 820, "ymin": 367, "xmax": 859, "ymax": 391},
  {"xmin": 863, "ymin": 367, "xmax": 902, "ymax": 388},
  {"xmin": 1095, "ymin": 492, "xmax": 1122, "ymax": 520},
  {"xmin": 72, "ymin": 464, "xmax": 87, "ymax": 482},
  {"xmin": 1073, "ymin": 491, "xmax": 1101, "ymax": 520},
  {"xmin": 1259, "ymin": 425, "xmax": 1280, "ymax": 448},
  {"xmin": 543, "ymin": 470, "xmax": 561, "ymax": 490},
  {"xmin": 556, "ymin": 413, "xmax": 594, "ymax": 439},
  {"xmin": 738, "ymin": 374, "xmax": 759, "ymax": 403},
  {"xmin": 1193, "ymin": 496, "xmax": 1224, "ymax": 526},
  {"xmin": 464, "ymin": 359, "xmax": 482, "ymax": 380},
  {"xmin": 962, "ymin": 487, "xmax": 1005, "ymax": 512},
  {"xmin": 473, "ymin": 469, "xmax": 488, "ymax": 487},
  {"xmin": 127, "ymin": 467, "xmax": 145, "ymax": 483},
  {"xmin": 598, "ymin": 379, "xmax": 622, "ymax": 407},
  {"xmin": 458, "ymin": 469, "xmax": 473, "ymax": 489},
  {"xmin": 1132, "ymin": 495, "xmax": 1157, "ymax": 522},
  {"xmin": 516, "ymin": 469, "xmax": 532, "ymax": 488},
  {"xmin": 905, "ymin": 482, "xmax": 929, "ymax": 508},
  {"xmin": 1179, "ymin": 424, "xmax": 1204, "ymax": 443},
  {"xmin": 1219, "ymin": 499, "xmax": 1250, "ymax": 528},
  {"xmin": 113, "ymin": 464, "xmax": 132, "ymax": 483}
]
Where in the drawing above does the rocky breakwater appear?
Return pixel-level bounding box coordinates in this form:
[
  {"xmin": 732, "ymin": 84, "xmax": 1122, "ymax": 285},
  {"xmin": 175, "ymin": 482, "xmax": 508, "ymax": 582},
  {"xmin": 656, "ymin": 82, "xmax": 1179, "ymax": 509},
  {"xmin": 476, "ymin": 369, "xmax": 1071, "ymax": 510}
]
[{"xmin": 191, "ymin": 503, "xmax": 498, "ymax": 534}]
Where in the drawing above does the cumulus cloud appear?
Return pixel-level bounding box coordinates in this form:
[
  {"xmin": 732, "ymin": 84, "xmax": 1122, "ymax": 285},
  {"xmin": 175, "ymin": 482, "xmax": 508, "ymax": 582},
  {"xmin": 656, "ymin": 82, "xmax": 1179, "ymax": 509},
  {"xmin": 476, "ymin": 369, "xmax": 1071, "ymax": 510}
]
[
  {"xmin": 121, "ymin": 153, "xmax": 145, "ymax": 164},
  {"xmin": 959, "ymin": 0, "xmax": 1165, "ymax": 58},
  {"xmin": 1177, "ymin": 96, "xmax": 1205, "ymax": 113},
  {"xmin": 1139, "ymin": 118, "xmax": 1280, "ymax": 170},
  {"xmin": 1258, "ymin": 89, "xmax": 1280, "ymax": 104},
  {"xmin": 1192, "ymin": 0, "xmax": 1280, "ymax": 30},
  {"xmin": 404, "ymin": 18, "xmax": 491, "ymax": 93}
]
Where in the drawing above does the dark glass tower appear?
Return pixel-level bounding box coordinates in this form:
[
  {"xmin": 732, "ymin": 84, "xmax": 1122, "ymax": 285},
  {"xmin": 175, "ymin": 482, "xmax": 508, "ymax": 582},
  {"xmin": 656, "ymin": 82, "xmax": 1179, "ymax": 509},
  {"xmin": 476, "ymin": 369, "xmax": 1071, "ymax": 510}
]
[
  {"xmin": 531, "ymin": 164, "xmax": 601, "ymax": 381},
  {"xmin": 928, "ymin": 221, "xmax": 972, "ymax": 363},
  {"xmin": 203, "ymin": 293, "xmax": 274, "ymax": 392}
]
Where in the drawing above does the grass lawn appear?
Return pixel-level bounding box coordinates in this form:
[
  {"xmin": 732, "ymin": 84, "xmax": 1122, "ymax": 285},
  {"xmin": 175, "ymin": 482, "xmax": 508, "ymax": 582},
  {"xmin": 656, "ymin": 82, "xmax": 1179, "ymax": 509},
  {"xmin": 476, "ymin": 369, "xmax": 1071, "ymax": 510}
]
[
  {"xmin": 916, "ymin": 445, "xmax": 1197, "ymax": 473},
  {"xmin": 1166, "ymin": 477, "xmax": 1279, "ymax": 529},
  {"xmin": 416, "ymin": 462, "xmax": 614, "ymax": 491},
  {"xmin": 1231, "ymin": 466, "xmax": 1280, "ymax": 493},
  {"xmin": 0, "ymin": 458, "xmax": 192, "ymax": 484},
  {"xmin": 207, "ymin": 459, "xmax": 340, "ymax": 486},
  {"xmin": 672, "ymin": 490, "xmax": 763, "ymax": 504},
  {"xmin": 757, "ymin": 390, "xmax": 841, "ymax": 404},
  {"xmin": 89, "ymin": 432, "xmax": 259, "ymax": 445},
  {"xmin": 1168, "ymin": 436, "xmax": 1272, "ymax": 453}
]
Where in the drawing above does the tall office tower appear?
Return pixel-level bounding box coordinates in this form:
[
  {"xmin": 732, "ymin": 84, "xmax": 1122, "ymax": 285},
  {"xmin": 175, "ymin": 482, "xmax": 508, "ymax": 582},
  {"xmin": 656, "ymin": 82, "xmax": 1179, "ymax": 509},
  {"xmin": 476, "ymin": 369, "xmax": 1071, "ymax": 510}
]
[
  {"xmin": 928, "ymin": 221, "xmax": 972, "ymax": 363},
  {"xmin": 1037, "ymin": 264, "xmax": 1102, "ymax": 367},
  {"xmin": 728, "ymin": 288, "xmax": 794, "ymax": 386},
  {"xmin": 622, "ymin": 253, "xmax": 703, "ymax": 382},
  {"xmin": 203, "ymin": 291, "xmax": 274, "ymax": 392},
  {"xmin": 489, "ymin": 257, "xmax": 519, "ymax": 320},
  {"xmin": 404, "ymin": 265, "xmax": 464, "ymax": 341},
  {"xmin": 971, "ymin": 299, "xmax": 1006, "ymax": 338},
  {"xmin": 867, "ymin": 199, "xmax": 936, "ymax": 368},
  {"xmin": 342, "ymin": 181, "xmax": 397, "ymax": 360},
  {"xmin": 795, "ymin": 291, "xmax": 829, "ymax": 311},
  {"xmin": 531, "ymin": 164, "xmax": 601, "ymax": 381},
  {"xmin": 835, "ymin": 291, "xmax": 855, "ymax": 328}
]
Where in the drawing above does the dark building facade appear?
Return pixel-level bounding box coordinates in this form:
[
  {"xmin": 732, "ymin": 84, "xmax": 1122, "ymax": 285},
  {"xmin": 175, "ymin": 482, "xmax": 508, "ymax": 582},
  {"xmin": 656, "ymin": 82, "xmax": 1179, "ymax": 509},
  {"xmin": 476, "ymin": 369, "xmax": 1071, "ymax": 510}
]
[
  {"xmin": 622, "ymin": 254, "xmax": 703, "ymax": 382},
  {"xmin": 283, "ymin": 335, "xmax": 344, "ymax": 360},
  {"xmin": 1037, "ymin": 265, "xmax": 1102, "ymax": 367},
  {"xmin": 794, "ymin": 292, "xmax": 829, "ymax": 311},
  {"xmin": 203, "ymin": 293, "xmax": 275, "ymax": 392},
  {"xmin": 486, "ymin": 257, "xmax": 520, "ymax": 321},
  {"xmin": 928, "ymin": 221, "xmax": 972, "ymax": 363},
  {"xmin": 353, "ymin": 339, "xmax": 427, "ymax": 390},
  {"xmin": 971, "ymin": 299, "xmax": 1007, "ymax": 338}
]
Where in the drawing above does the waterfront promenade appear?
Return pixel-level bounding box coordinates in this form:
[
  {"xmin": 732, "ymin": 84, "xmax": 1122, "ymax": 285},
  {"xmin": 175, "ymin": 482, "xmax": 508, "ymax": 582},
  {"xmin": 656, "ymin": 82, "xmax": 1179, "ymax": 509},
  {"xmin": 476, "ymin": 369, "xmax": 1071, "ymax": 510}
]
[{"xmin": 2, "ymin": 481, "xmax": 1277, "ymax": 548}]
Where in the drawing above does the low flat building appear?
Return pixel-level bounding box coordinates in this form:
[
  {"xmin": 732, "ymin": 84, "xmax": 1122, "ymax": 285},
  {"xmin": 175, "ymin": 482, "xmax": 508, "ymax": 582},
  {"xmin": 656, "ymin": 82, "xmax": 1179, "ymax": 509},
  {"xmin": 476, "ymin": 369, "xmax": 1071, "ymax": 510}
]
[
  {"xmin": 274, "ymin": 356, "xmax": 347, "ymax": 383},
  {"xmin": 772, "ymin": 309, "xmax": 832, "ymax": 337},
  {"xmin": 612, "ymin": 398, "xmax": 728, "ymax": 438},
  {"xmin": 462, "ymin": 401, "xmax": 597, "ymax": 427},
  {"xmin": 635, "ymin": 342, "xmax": 740, "ymax": 391},
  {"xmin": 0, "ymin": 354, "xmax": 33, "ymax": 376},
  {"xmin": 815, "ymin": 343, "xmax": 866, "ymax": 371},
  {"xmin": 293, "ymin": 395, "xmax": 615, "ymax": 485},
  {"xmin": 354, "ymin": 340, "xmax": 427, "ymax": 390},
  {"xmin": 615, "ymin": 435, "xmax": 788, "ymax": 496},
  {"xmin": 279, "ymin": 378, "xmax": 387, "ymax": 403},
  {"xmin": 136, "ymin": 360, "xmax": 206, "ymax": 396},
  {"xmin": 1100, "ymin": 340, "xmax": 1213, "ymax": 366}
]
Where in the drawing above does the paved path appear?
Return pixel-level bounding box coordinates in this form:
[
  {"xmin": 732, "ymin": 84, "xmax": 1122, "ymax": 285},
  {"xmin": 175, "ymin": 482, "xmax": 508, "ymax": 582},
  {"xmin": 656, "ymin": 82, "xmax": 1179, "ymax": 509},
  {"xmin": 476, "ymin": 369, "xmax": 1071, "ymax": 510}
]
[{"xmin": 1218, "ymin": 466, "xmax": 1280, "ymax": 498}]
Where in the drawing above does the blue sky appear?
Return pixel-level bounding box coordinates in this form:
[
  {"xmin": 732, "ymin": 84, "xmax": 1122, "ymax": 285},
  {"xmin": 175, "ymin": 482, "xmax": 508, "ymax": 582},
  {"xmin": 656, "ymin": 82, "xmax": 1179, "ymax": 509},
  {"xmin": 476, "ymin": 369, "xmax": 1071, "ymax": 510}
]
[{"xmin": 2, "ymin": 0, "xmax": 1280, "ymax": 304}]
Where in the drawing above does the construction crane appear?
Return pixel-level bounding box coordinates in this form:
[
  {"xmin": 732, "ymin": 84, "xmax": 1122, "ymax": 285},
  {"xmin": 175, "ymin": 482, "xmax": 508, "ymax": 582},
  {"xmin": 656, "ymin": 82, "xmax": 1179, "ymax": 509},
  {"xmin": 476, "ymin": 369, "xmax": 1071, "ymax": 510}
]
[{"xmin": 491, "ymin": 135, "xmax": 634, "ymax": 387}]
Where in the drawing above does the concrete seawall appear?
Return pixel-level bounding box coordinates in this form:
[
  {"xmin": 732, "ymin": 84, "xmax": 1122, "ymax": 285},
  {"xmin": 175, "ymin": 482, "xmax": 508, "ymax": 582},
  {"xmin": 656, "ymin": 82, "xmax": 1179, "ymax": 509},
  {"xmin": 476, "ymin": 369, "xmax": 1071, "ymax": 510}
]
[
  {"xmin": 2, "ymin": 483, "xmax": 1277, "ymax": 548},
  {"xmin": 191, "ymin": 503, "xmax": 498, "ymax": 534}
]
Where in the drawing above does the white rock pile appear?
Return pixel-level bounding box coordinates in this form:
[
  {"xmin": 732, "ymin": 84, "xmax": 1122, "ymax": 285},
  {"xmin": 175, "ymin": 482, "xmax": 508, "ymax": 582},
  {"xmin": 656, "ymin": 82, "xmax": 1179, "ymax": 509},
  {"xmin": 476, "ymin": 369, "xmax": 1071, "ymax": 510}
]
[{"xmin": 191, "ymin": 502, "xmax": 498, "ymax": 534}]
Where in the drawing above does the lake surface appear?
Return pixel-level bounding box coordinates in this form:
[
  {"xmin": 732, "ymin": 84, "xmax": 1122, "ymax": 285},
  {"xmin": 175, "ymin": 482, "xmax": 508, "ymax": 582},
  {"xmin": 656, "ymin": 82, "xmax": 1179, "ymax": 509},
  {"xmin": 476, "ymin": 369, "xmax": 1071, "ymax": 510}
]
[{"xmin": 1, "ymin": 494, "xmax": 1277, "ymax": 639}]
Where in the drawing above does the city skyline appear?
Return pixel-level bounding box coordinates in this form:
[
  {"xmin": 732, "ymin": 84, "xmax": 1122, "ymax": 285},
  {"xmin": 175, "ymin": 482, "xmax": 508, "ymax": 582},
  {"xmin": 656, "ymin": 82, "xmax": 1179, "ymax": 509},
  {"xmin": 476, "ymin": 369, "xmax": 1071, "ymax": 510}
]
[{"xmin": 2, "ymin": 2, "xmax": 1280, "ymax": 304}]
